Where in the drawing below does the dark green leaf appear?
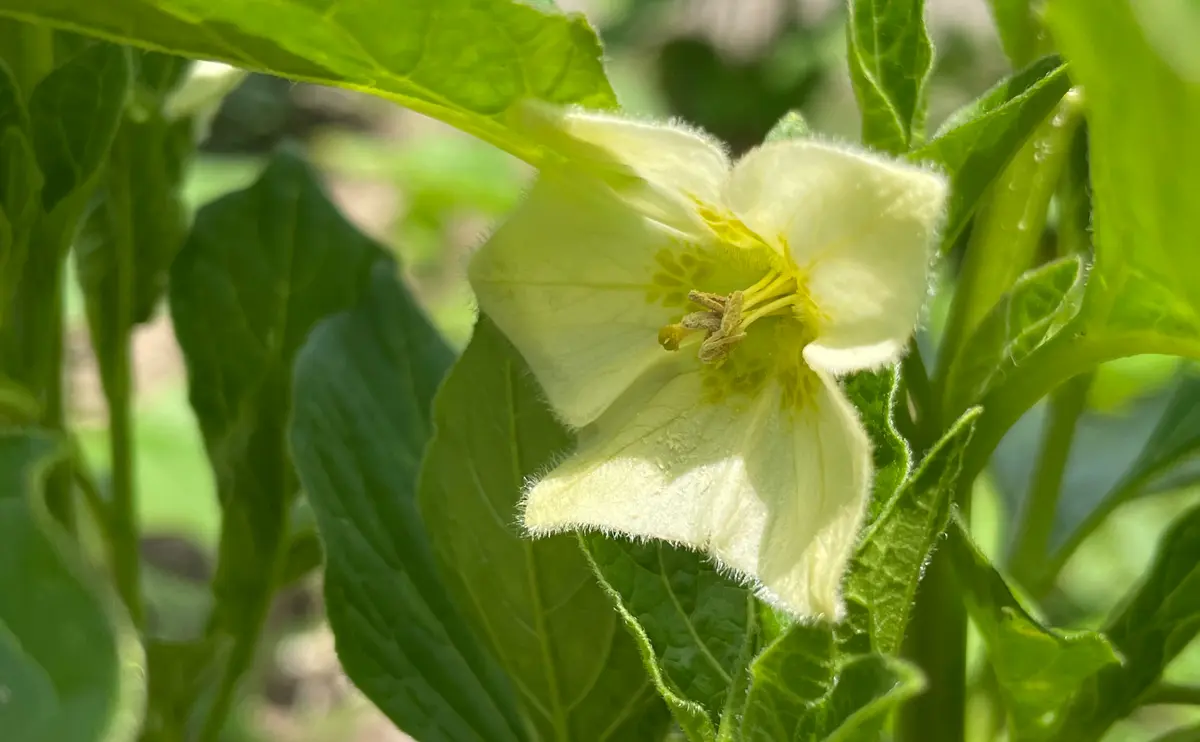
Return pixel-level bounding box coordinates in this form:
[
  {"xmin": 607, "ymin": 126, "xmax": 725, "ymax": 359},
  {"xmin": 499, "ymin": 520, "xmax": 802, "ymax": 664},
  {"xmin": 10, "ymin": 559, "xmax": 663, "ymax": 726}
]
[
  {"xmin": 985, "ymin": 0, "xmax": 1048, "ymax": 67},
  {"xmin": 291, "ymin": 269, "xmax": 531, "ymax": 741},
  {"xmin": 77, "ymin": 54, "xmax": 193, "ymax": 395},
  {"xmin": 910, "ymin": 57, "xmax": 1070, "ymax": 250},
  {"xmin": 418, "ymin": 318, "xmax": 669, "ymax": 742},
  {"xmin": 946, "ymin": 516, "xmax": 1118, "ymax": 741},
  {"xmin": 0, "ymin": 430, "xmax": 144, "ymax": 742},
  {"xmin": 1109, "ymin": 373, "xmax": 1200, "ymax": 497},
  {"xmin": 1058, "ymin": 503, "xmax": 1200, "ymax": 741},
  {"xmin": 843, "ymin": 367, "xmax": 910, "ymax": 526},
  {"xmin": 28, "ymin": 42, "xmax": 130, "ymax": 211},
  {"xmin": 583, "ymin": 535, "xmax": 757, "ymax": 741},
  {"xmin": 1048, "ymin": 0, "xmax": 1200, "ymax": 347},
  {"xmin": 169, "ymin": 150, "xmax": 378, "ymax": 652},
  {"xmin": 840, "ymin": 408, "xmax": 982, "ymax": 655},
  {"xmin": 846, "ymin": 0, "xmax": 933, "ymax": 153},
  {"xmin": 0, "ymin": 0, "xmax": 617, "ymax": 164},
  {"xmin": 942, "ymin": 256, "xmax": 1085, "ymax": 421},
  {"xmin": 741, "ymin": 623, "xmax": 925, "ymax": 741}
]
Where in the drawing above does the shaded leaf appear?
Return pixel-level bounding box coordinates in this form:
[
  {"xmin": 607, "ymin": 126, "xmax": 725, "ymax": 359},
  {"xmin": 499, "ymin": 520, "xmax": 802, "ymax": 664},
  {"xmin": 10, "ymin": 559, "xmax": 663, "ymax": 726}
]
[
  {"xmin": 169, "ymin": 151, "xmax": 378, "ymax": 661},
  {"xmin": 846, "ymin": 0, "xmax": 933, "ymax": 153},
  {"xmin": 0, "ymin": 430, "xmax": 144, "ymax": 742},
  {"xmin": 943, "ymin": 256, "xmax": 1085, "ymax": 421},
  {"xmin": 583, "ymin": 535, "xmax": 757, "ymax": 742},
  {"xmin": 418, "ymin": 317, "xmax": 669, "ymax": 742},
  {"xmin": 0, "ymin": 0, "xmax": 617, "ymax": 164},
  {"xmin": 911, "ymin": 56, "xmax": 1070, "ymax": 250},
  {"xmin": 946, "ymin": 516, "xmax": 1118, "ymax": 741},
  {"xmin": 1057, "ymin": 503, "xmax": 1200, "ymax": 741},
  {"xmin": 840, "ymin": 408, "xmax": 982, "ymax": 655},
  {"xmin": 985, "ymin": 0, "xmax": 1047, "ymax": 67},
  {"xmin": 291, "ymin": 267, "xmax": 531, "ymax": 741},
  {"xmin": 741, "ymin": 623, "xmax": 925, "ymax": 741},
  {"xmin": 28, "ymin": 42, "xmax": 130, "ymax": 211}
]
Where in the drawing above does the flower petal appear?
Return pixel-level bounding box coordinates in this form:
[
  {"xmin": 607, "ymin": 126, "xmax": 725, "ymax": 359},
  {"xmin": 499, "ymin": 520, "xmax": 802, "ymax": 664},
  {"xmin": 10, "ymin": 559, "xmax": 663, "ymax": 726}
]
[
  {"xmin": 524, "ymin": 105, "xmax": 731, "ymax": 231},
  {"xmin": 725, "ymin": 140, "xmax": 948, "ymax": 373},
  {"xmin": 523, "ymin": 363, "xmax": 871, "ymax": 619},
  {"xmin": 469, "ymin": 175, "xmax": 684, "ymax": 428}
]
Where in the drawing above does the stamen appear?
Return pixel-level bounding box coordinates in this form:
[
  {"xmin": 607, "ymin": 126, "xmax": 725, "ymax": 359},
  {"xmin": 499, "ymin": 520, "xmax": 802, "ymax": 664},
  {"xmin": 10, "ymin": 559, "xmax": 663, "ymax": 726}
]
[
  {"xmin": 686, "ymin": 290, "xmax": 726, "ymax": 313},
  {"xmin": 741, "ymin": 294, "xmax": 799, "ymax": 326},
  {"xmin": 681, "ymin": 311, "xmax": 721, "ymax": 332},
  {"xmin": 742, "ymin": 271, "xmax": 795, "ymax": 311}
]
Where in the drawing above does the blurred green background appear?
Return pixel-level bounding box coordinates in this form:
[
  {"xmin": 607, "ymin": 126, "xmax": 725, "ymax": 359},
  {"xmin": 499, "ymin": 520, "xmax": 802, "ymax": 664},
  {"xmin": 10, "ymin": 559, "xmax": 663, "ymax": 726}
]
[{"xmin": 64, "ymin": 1, "xmax": 1200, "ymax": 740}]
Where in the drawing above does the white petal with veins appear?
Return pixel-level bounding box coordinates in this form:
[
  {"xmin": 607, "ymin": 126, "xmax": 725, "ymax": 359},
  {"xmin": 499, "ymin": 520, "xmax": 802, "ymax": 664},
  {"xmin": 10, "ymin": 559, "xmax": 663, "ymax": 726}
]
[
  {"xmin": 470, "ymin": 175, "xmax": 682, "ymax": 428},
  {"xmin": 523, "ymin": 361, "xmax": 871, "ymax": 619},
  {"xmin": 726, "ymin": 140, "xmax": 948, "ymax": 373}
]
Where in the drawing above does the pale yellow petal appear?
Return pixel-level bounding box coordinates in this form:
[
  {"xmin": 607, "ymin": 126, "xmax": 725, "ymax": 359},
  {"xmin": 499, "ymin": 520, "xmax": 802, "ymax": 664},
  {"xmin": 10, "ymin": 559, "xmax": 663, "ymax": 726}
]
[
  {"xmin": 521, "ymin": 105, "xmax": 730, "ymax": 232},
  {"xmin": 725, "ymin": 140, "xmax": 948, "ymax": 373},
  {"xmin": 469, "ymin": 175, "xmax": 684, "ymax": 428},
  {"xmin": 523, "ymin": 363, "xmax": 871, "ymax": 619}
]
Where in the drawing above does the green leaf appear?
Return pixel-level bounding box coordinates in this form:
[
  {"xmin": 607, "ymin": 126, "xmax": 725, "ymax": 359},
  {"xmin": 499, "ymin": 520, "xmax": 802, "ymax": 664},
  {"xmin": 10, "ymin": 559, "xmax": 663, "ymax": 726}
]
[
  {"xmin": 582, "ymin": 535, "xmax": 758, "ymax": 742},
  {"xmin": 985, "ymin": 0, "xmax": 1047, "ymax": 67},
  {"xmin": 0, "ymin": 0, "xmax": 617, "ymax": 164},
  {"xmin": 740, "ymin": 623, "xmax": 925, "ymax": 741},
  {"xmin": 418, "ymin": 317, "xmax": 669, "ymax": 742},
  {"xmin": 942, "ymin": 256, "xmax": 1085, "ymax": 421},
  {"xmin": 77, "ymin": 52, "xmax": 193, "ymax": 394},
  {"xmin": 764, "ymin": 110, "xmax": 812, "ymax": 143},
  {"xmin": 1057, "ymin": 503, "xmax": 1200, "ymax": 741},
  {"xmin": 291, "ymin": 269, "xmax": 531, "ymax": 741},
  {"xmin": 168, "ymin": 151, "xmax": 379, "ymax": 665},
  {"xmin": 1048, "ymin": 0, "xmax": 1200, "ymax": 346},
  {"xmin": 945, "ymin": 516, "xmax": 1118, "ymax": 741},
  {"xmin": 0, "ymin": 430, "xmax": 144, "ymax": 742},
  {"xmin": 843, "ymin": 367, "xmax": 910, "ymax": 526},
  {"xmin": 28, "ymin": 42, "xmax": 130, "ymax": 211},
  {"xmin": 910, "ymin": 56, "xmax": 1071, "ymax": 250},
  {"xmin": 845, "ymin": 0, "xmax": 933, "ymax": 153},
  {"xmin": 840, "ymin": 408, "xmax": 982, "ymax": 655}
]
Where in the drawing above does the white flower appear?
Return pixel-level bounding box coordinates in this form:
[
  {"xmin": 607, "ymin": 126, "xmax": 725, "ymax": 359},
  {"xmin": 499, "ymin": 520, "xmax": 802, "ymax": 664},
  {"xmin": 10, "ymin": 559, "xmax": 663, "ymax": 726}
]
[{"xmin": 469, "ymin": 110, "xmax": 947, "ymax": 619}]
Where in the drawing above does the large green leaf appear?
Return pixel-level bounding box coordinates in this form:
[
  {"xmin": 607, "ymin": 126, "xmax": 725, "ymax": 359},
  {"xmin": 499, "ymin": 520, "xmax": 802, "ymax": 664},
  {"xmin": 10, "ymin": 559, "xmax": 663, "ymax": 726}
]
[
  {"xmin": 911, "ymin": 57, "xmax": 1071, "ymax": 252},
  {"xmin": 28, "ymin": 41, "xmax": 130, "ymax": 211},
  {"xmin": 168, "ymin": 151, "xmax": 379, "ymax": 685},
  {"xmin": 740, "ymin": 623, "xmax": 924, "ymax": 741},
  {"xmin": 290, "ymin": 269, "xmax": 531, "ymax": 741},
  {"xmin": 418, "ymin": 318, "xmax": 669, "ymax": 742},
  {"xmin": 845, "ymin": 0, "xmax": 933, "ymax": 153},
  {"xmin": 1056, "ymin": 504, "xmax": 1200, "ymax": 741},
  {"xmin": 1047, "ymin": 0, "xmax": 1200, "ymax": 343},
  {"xmin": 0, "ymin": 431, "xmax": 144, "ymax": 742},
  {"xmin": 0, "ymin": 0, "xmax": 617, "ymax": 164},
  {"xmin": 946, "ymin": 517, "xmax": 1118, "ymax": 741},
  {"xmin": 839, "ymin": 408, "xmax": 981, "ymax": 655},
  {"xmin": 942, "ymin": 256, "xmax": 1085, "ymax": 421},
  {"xmin": 582, "ymin": 535, "xmax": 757, "ymax": 742}
]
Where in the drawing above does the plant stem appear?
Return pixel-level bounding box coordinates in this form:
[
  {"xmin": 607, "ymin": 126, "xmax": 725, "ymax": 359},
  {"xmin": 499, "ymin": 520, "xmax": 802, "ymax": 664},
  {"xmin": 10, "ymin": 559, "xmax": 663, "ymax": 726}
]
[
  {"xmin": 900, "ymin": 339, "xmax": 938, "ymax": 455},
  {"xmin": 1009, "ymin": 372, "xmax": 1092, "ymax": 584},
  {"xmin": 1140, "ymin": 683, "xmax": 1200, "ymax": 707}
]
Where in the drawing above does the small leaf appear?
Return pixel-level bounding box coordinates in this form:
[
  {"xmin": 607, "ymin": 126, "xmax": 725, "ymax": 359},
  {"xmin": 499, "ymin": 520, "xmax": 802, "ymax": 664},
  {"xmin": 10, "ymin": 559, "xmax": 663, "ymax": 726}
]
[
  {"xmin": 582, "ymin": 535, "xmax": 758, "ymax": 742},
  {"xmin": 764, "ymin": 111, "xmax": 812, "ymax": 142},
  {"xmin": 843, "ymin": 367, "xmax": 910, "ymax": 526},
  {"xmin": 840, "ymin": 408, "xmax": 982, "ymax": 655},
  {"xmin": 910, "ymin": 56, "xmax": 1071, "ymax": 250},
  {"xmin": 1057, "ymin": 503, "xmax": 1200, "ymax": 741},
  {"xmin": 169, "ymin": 151, "xmax": 379, "ymax": 655},
  {"xmin": 845, "ymin": 0, "xmax": 933, "ymax": 153},
  {"xmin": 740, "ymin": 623, "xmax": 925, "ymax": 741},
  {"xmin": 946, "ymin": 516, "xmax": 1118, "ymax": 741},
  {"xmin": 942, "ymin": 256, "xmax": 1085, "ymax": 421},
  {"xmin": 291, "ymin": 268, "xmax": 531, "ymax": 741},
  {"xmin": 418, "ymin": 318, "xmax": 670, "ymax": 742},
  {"xmin": 28, "ymin": 42, "xmax": 130, "ymax": 211},
  {"xmin": 0, "ymin": 430, "xmax": 144, "ymax": 742},
  {"xmin": 0, "ymin": 0, "xmax": 617, "ymax": 164}
]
